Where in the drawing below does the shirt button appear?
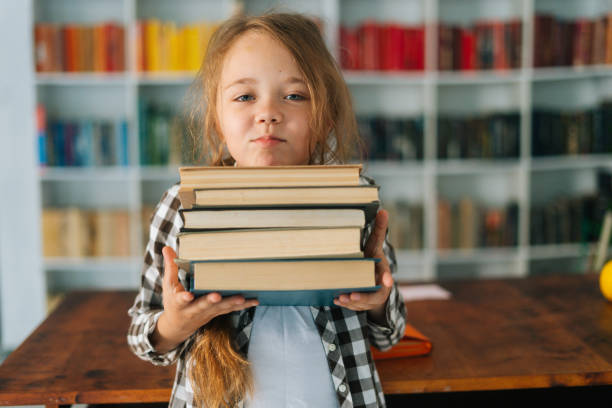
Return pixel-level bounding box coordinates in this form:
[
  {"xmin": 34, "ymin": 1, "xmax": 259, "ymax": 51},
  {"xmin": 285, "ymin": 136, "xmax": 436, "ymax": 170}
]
[
  {"xmin": 339, "ymin": 383, "xmax": 347, "ymax": 393},
  {"xmin": 328, "ymin": 343, "xmax": 336, "ymax": 352}
]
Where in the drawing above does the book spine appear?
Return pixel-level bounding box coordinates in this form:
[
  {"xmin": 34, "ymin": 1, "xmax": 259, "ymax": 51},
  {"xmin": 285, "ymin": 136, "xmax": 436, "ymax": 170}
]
[{"xmin": 36, "ymin": 104, "xmax": 47, "ymax": 166}]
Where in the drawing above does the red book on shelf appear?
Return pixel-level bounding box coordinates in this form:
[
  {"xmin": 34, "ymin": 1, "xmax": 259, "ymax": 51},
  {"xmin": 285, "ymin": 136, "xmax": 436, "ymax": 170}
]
[
  {"xmin": 34, "ymin": 23, "xmax": 52, "ymax": 72},
  {"xmin": 492, "ymin": 21, "xmax": 509, "ymax": 70},
  {"xmin": 63, "ymin": 24, "xmax": 78, "ymax": 72},
  {"xmin": 340, "ymin": 25, "xmax": 361, "ymax": 70},
  {"xmin": 404, "ymin": 25, "xmax": 424, "ymax": 71},
  {"xmin": 573, "ymin": 19, "xmax": 593, "ymax": 66},
  {"xmin": 460, "ymin": 27, "xmax": 476, "ymax": 70},
  {"xmin": 360, "ymin": 20, "xmax": 380, "ymax": 71},
  {"xmin": 380, "ymin": 23, "xmax": 404, "ymax": 71},
  {"xmin": 105, "ymin": 23, "xmax": 125, "ymax": 72},
  {"xmin": 370, "ymin": 322, "xmax": 432, "ymax": 360}
]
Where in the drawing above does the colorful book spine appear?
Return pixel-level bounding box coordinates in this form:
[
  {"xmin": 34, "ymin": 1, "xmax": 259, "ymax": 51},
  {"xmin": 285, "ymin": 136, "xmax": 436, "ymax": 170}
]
[
  {"xmin": 38, "ymin": 109, "xmax": 129, "ymax": 167},
  {"xmin": 36, "ymin": 104, "xmax": 47, "ymax": 166},
  {"xmin": 33, "ymin": 22, "xmax": 125, "ymax": 73}
]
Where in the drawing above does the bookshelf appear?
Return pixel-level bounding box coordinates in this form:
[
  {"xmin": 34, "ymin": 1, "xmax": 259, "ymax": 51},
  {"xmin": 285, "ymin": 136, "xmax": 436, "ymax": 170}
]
[{"xmin": 7, "ymin": 0, "xmax": 609, "ymax": 350}]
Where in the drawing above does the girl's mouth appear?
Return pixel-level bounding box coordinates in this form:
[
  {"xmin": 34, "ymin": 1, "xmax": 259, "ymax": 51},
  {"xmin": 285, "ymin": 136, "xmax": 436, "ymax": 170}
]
[{"xmin": 253, "ymin": 135, "xmax": 286, "ymax": 146}]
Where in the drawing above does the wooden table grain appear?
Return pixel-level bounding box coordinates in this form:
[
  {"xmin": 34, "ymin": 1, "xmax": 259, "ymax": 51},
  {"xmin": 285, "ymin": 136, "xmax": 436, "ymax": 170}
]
[{"xmin": 0, "ymin": 274, "xmax": 611, "ymax": 407}]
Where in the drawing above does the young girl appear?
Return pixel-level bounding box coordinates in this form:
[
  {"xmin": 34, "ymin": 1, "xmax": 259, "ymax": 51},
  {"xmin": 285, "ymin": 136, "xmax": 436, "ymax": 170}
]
[{"xmin": 128, "ymin": 12, "xmax": 406, "ymax": 408}]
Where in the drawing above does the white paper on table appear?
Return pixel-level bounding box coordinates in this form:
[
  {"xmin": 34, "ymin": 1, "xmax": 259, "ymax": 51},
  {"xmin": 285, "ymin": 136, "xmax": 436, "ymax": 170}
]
[{"xmin": 399, "ymin": 284, "xmax": 452, "ymax": 302}]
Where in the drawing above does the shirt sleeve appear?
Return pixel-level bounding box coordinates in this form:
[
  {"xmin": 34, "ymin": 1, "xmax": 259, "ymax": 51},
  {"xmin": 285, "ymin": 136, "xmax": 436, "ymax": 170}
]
[
  {"xmin": 127, "ymin": 184, "xmax": 193, "ymax": 366},
  {"xmin": 360, "ymin": 176, "xmax": 407, "ymax": 351}
]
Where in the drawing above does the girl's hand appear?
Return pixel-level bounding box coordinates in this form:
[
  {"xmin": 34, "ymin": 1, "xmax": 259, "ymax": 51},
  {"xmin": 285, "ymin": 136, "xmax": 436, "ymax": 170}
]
[
  {"xmin": 151, "ymin": 246, "xmax": 259, "ymax": 353},
  {"xmin": 333, "ymin": 209, "xmax": 393, "ymax": 323}
]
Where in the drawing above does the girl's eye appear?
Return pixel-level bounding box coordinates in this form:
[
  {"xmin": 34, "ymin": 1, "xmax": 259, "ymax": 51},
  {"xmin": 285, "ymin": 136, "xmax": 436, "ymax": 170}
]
[
  {"xmin": 285, "ymin": 94, "xmax": 305, "ymax": 101},
  {"xmin": 235, "ymin": 95, "xmax": 254, "ymax": 102}
]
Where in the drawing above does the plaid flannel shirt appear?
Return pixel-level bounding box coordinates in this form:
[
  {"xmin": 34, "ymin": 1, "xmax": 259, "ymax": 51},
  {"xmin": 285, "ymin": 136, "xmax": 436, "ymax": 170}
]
[{"xmin": 127, "ymin": 176, "xmax": 407, "ymax": 408}]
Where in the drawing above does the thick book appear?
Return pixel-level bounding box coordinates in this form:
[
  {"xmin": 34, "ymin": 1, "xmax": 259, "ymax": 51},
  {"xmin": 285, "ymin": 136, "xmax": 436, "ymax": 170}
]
[
  {"xmin": 181, "ymin": 257, "xmax": 380, "ymax": 306},
  {"xmin": 177, "ymin": 227, "xmax": 362, "ymax": 261},
  {"xmin": 178, "ymin": 164, "xmax": 362, "ymax": 189},
  {"xmin": 370, "ymin": 322, "xmax": 432, "ymax": 360},
  {"xmin": 178, "ymin": 185, "xmax": 380, "ymax": 210},
  {"xmin": 180, "ymin": 205, "xmax": 378, "ymax": 230}
]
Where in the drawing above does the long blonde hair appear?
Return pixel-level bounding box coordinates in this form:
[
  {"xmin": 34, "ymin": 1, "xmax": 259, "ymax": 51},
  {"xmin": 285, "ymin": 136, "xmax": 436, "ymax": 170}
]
[{"xmin": 185, "ymin": 12, "xmax": 362, "ymax": 407}]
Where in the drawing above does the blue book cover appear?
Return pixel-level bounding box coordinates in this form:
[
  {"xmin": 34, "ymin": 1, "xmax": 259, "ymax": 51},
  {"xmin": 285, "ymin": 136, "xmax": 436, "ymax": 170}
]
[{"xmin": 189, "ymin": 286, "xmax": 381, "ymax": 307}]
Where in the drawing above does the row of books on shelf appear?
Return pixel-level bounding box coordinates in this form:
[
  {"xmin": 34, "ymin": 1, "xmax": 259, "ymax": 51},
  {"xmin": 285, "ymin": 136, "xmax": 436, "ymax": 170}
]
[
  {"xmin": 357, "ymin": 116, "xmax": 423, "ymax": 161},
  {"xmin": 530, "ymin": 194, "xmax": 609, "ymax": 245},
  {"xmin": 532, "ymin": 102, "xmax": 612, "ymax": 156},
  {"xmin": 34, "ymin": 22, "xmax": 125, "ymax": 73},
  {"xmin": 534, "ymin": 14, "xmax": 612, "ymax": 68},
  {"xmin": 531, "ymin": 169, "xmax": 612, "ymax": 245},
  {"xmin": 437, "ymin": 113, "xmax": 520, "ymax": 159},
  {"xmin": 340, "ymin": 23, "xmax": 424, "ymax": 71},
  {"xmin": 136, "ymin": 20, "xmax": 219, "ymax": 72},
  {"xmin": 438, "ymin": 20, "xmax": 522, "ymax": 71},
  {"xmin": 37, "ymin": 105, "xmax": 128, "ymax": 167},
  {"xmin": 437, "ymin": 198, "xmax": 519, "ymax": 250},
  {"xmin": 42, "ymin": 208, "xmax": 131, "ymax": 258}
]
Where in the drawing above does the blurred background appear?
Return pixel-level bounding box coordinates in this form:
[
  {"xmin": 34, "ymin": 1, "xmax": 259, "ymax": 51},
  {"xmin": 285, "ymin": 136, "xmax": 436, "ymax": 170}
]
[{"xmin": 1, "ymin": 0, "xmax": 612, "ymax": 356}]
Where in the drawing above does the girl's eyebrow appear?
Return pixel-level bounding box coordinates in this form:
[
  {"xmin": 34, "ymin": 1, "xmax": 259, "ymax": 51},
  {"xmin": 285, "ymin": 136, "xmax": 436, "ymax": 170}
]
[
  {"xmin": 224, "ymin": 77, "xmax": 256, "ymax": 90},
  {"xmin": 223, "ymin": 76, "xmax": 306, "ymax": 91}
]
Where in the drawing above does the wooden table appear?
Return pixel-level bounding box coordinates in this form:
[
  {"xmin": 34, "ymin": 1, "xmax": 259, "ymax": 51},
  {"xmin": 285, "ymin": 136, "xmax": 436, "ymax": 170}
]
[{"xmin": 1, "ymin": 274, "xmax": 611, "ymax": 407}]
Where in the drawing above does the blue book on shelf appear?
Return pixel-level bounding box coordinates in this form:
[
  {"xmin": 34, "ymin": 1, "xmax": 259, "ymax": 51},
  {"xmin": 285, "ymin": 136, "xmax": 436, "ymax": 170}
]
[
  {"xmin": 37, "ymin": 129, "xmax": 47, "ymax": 166},
  {"xmin": 115, "ymin": 119, "xmax": 129, "ymax": 166},
  {"xmin": 51, "ymin": 121, "xmax": 65, "ymax": 167},
  {"xmin": 75, "ymin": 120, "xmax": 94, "ymax": 167}
]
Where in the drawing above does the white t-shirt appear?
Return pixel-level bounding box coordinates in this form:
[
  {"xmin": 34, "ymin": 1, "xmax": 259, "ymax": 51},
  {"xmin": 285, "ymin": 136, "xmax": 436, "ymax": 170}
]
[{"xmin": 245, "ymin": 306, "xmax": 339, "ymax": 408}]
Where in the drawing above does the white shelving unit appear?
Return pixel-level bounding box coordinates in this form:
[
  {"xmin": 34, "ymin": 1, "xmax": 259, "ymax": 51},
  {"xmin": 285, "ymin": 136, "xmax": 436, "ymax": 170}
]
[{"xmin": 31, "ymin": 0, "xmax": 612, "ymax": 296}]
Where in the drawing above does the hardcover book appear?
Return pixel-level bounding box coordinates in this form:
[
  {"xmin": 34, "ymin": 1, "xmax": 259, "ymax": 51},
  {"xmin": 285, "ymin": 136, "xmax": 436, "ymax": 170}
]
[
  {"xmin": 179, "ymin": 185, "xmax": 379, "ymax": 210},
  {"xmin": 370, "ymin": 323, "xmax": 432, "ymax": 360},
  {"xmin": 180, "ymin": 205, "xmax": 376, "ymax": 230},
  {"xmin": 181, "ymin": 257, "xmax": 380, "ymax": 306},
  {"xmin": 177, "ymin": 227, "xmax": 363, "ymax": 261}
]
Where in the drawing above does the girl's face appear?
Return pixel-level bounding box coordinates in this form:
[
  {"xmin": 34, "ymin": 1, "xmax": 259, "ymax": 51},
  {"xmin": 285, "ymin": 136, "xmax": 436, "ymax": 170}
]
[{"xmin": 217, "ymin": 31, "xmax": 313, "ymax": 166}]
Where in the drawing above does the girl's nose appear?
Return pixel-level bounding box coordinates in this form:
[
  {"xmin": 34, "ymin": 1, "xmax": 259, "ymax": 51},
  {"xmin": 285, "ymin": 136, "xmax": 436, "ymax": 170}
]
[{"xmin": 255, "ymin": 99, "xmax": 283, "ymax": 124}]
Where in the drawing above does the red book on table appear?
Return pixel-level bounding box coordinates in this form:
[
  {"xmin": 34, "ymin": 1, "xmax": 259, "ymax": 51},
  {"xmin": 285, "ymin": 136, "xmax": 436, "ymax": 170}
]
[{"xmin": 371, "ymin": 322, "xmax": 432, "ymax": 360}]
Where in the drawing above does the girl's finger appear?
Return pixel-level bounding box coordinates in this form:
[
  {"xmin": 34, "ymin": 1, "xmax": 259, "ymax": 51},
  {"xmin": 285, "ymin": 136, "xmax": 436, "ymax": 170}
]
[
  {"xmin": 162, "ymin": 246, "xmax": 182, "ymax": 292},
  {"xmin": 364, "ymin": 210, "xmax": 389, "ymax": 256}
]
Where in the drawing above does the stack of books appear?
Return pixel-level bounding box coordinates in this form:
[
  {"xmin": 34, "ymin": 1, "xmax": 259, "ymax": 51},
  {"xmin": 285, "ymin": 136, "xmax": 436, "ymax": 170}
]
[{"xmin": 175, "ymin": 165, "xmax": 381, "ymax": 306}]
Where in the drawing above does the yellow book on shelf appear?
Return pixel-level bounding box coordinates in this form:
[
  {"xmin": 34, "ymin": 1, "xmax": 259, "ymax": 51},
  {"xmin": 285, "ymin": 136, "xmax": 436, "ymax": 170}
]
[
  {"xmin": 145, "ymin": 19, "xmax": 161, "ymax": 71},
  {"xmin": 168, "ymin": 21, "xmax": 181, "ymax": 71},
  {"xmin": 183, "ymin": 24, "xmax": 200, "ymax": 72},
  {"xmin": 42, "ymin": 208, "xmax": 65, "ymax": 257}
]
